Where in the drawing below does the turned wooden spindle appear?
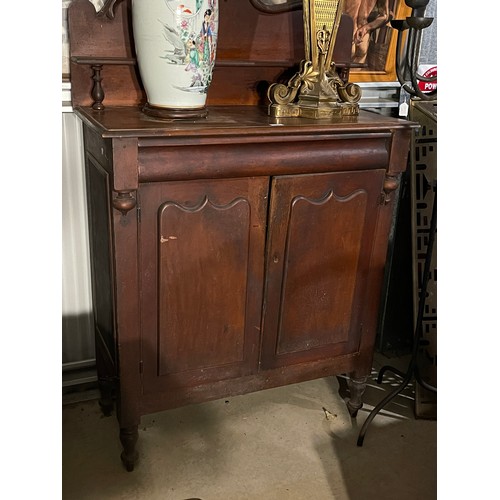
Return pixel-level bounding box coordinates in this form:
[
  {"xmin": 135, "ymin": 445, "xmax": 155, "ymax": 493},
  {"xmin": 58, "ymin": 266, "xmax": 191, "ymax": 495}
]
[{"xmin": 91, "ymin": 64, "xmax": 105, "ymax": 110}]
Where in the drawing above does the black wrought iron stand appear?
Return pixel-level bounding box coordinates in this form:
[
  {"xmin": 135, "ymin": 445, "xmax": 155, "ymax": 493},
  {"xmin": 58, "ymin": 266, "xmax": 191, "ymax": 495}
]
[{"xmin": 357, "ymin": 184, "xmax": 437, "ymax": 446}]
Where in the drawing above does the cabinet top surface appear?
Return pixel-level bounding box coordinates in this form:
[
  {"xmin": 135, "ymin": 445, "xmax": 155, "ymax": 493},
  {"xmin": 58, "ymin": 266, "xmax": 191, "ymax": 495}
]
[{"xmin": 75, "ymin": 105, "xmax": 417, "ymax": 140}]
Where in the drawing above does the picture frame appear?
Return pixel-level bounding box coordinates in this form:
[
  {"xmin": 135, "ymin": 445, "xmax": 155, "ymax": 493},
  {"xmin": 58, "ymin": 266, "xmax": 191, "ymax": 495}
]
[{"xmin": 250, "ymin": 0, "xmax": 412, "ymax": 83}]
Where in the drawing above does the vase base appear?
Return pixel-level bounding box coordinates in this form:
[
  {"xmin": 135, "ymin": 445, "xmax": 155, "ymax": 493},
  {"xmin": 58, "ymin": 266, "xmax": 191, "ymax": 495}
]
[{"xmin": 142, "ymin": 103, "xmax": 208, "ymax": 120}]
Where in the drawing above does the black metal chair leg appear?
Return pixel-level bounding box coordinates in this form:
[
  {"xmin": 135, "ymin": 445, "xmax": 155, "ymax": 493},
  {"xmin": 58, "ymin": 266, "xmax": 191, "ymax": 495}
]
[
  {"xmin": 377, "ymin": 365, "xmax": 406, "ymax": 383},
  {"xmin": 357, "ymin": 368, "xmax": 415, "ymax": 446}
]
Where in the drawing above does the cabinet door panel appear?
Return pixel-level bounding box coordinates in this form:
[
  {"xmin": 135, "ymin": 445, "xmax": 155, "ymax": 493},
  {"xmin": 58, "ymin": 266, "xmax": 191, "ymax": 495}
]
[
  {"xmin": 261, "ymin": 170, "xmax": 385, "ymax": 369},
  {"xmin": 139, "ymin": 178, "xmax": 268, "ymax": 394}
]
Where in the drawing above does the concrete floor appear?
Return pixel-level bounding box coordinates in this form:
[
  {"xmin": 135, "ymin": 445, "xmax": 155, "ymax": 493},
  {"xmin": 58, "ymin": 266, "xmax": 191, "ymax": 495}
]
[{"xmin": 62, "ymin": 354, "xmax": 436, "ymax": 500}]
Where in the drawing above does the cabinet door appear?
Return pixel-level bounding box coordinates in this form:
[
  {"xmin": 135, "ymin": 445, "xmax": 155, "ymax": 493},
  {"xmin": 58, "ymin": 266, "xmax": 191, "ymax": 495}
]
[
  {"xmin": 139, "ymin": 177, "xmax": 268, "ymax": 394},
  {"xmin": 261, "ymin": 170, "xmax": 386, "ymax": 369}
]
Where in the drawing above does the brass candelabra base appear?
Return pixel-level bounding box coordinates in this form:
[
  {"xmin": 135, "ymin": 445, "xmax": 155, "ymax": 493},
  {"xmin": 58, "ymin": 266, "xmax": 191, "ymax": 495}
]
[
  {"xmin": 268, "ymin": 60, "xmax": 361, "ymax": 119},
  {"xmin": 267, "ymin": 0, "xmax": 361, "ymax": 119}
]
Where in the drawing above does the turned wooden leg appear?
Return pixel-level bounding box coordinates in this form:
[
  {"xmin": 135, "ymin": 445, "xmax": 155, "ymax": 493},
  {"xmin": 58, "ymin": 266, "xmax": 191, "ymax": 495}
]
[
  {"xmin": 346, "ymin": 375, "xmax": 368, "ymax": 417},
  {"xmin": 98, "ymin": 378, "xmax": 115, "ymax": 417},
  {"xmin": 120, "ymin": 425, "xmax": 139, "ymax": 472}
]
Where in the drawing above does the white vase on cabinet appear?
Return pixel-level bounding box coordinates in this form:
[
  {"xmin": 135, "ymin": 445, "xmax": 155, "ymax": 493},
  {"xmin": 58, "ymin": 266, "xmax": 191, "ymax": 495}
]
[{"xmin": 132, "ymin": 0, "xmax": 219, "ymax": 118}]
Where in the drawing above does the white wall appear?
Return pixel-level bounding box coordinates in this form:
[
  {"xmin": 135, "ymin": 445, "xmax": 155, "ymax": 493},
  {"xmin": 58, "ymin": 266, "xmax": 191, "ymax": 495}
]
[{"xmin": 62, "ymin": 90, "xmax": 95, "ymax": 368}]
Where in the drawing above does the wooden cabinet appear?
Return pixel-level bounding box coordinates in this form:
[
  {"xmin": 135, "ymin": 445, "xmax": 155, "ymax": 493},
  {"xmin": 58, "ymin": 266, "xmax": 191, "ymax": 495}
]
[
  {"xmin": 76, "ymin": 105, "xmax": 415, "ymax": 470},
  {"xmin": 67, "ymin": 0, "xmax": 417, "ymax": 472}
]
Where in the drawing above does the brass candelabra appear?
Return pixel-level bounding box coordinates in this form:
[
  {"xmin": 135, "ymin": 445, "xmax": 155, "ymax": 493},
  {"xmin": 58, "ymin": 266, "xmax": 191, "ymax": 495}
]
[{"xmin": 267, "ymin": 0, "xmax": 361, "ymax": 119}]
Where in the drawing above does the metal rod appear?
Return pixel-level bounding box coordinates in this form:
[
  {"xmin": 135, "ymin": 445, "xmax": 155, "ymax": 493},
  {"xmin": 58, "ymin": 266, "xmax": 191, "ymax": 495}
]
[{"xmin": 357, "ymin": 186, "xmax": 437, "ymax": 446}]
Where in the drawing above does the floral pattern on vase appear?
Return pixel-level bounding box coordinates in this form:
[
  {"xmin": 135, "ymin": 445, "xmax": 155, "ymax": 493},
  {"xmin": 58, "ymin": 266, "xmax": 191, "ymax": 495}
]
[{"xmin": 132, "ymin": 0, "xmax": 218, "ymax": 114}]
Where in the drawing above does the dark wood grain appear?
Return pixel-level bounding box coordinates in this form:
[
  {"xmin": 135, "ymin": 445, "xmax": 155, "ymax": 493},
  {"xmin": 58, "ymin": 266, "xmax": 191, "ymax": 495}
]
[
  {"xmin": 139, "ymin": 177, "xmax": 268, "ymax": 394},
  {"xmin": 68, "ymin": 0, "xmax": 354, "ymax": 108},
  {"xmin": 260, "ymin": 169, "xmax": 385, "ymax": 369},
  {"xmin": 79, "ymin": 103, "xmax": 415, "ymax": 469}
]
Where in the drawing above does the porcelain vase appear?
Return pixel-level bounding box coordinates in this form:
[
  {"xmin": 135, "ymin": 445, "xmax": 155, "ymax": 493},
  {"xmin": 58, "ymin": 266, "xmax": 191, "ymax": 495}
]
[{"xmin": 132, "ymin": 0, "xmax": 219, "ymax": 119}]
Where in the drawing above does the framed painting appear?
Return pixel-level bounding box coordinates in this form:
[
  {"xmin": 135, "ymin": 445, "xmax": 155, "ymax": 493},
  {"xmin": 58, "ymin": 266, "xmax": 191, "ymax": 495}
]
[{"xmin": 250, "ymin": 0, "xmax": 412, "ymax": 82}]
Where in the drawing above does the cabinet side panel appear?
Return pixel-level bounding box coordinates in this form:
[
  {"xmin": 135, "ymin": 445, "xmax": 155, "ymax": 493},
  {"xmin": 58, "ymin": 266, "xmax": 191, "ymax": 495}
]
[
  {"xmin": 158, "ymin": 199, "xmax": 249, "ymax": 374},
  {"xmin": 85, "ymin": 156, "xmax": 116, "ymax": 367},
  {"xmin": 277, "ymin": 190, "xmax": 368, "ymax": 354}
]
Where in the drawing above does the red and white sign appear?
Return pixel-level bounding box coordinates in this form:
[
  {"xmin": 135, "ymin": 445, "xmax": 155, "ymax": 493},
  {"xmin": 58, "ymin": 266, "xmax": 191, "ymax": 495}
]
[{"xmin": 418, "ymin": 65, "xmax": 437, "ymax": 93}]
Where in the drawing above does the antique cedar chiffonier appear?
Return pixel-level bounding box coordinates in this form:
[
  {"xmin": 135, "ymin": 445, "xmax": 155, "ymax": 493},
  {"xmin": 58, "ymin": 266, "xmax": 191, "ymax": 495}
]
[{"xmin": 68, "ymin": 0, "xmax": 416, "ymax": 471}]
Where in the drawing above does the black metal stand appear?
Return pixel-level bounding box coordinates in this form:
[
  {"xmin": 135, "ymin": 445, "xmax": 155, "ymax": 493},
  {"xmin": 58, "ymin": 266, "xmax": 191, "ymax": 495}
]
[{"xmin": 357, "ymin": 186, "xmax": 437, "ymax": 447}]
